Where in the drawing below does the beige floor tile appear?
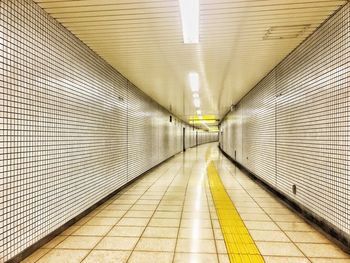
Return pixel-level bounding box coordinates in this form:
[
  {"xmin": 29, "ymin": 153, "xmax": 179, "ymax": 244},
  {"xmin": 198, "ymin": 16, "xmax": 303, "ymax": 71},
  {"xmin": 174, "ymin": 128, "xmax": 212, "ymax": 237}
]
[
  {"xmin": 112, "ymin": 199, "xmax": 136, "ymax": 205},
  {"xmin": 176, "ymin": 239, "xmax": 216, "ymax": 253},
  {"xmin": 157, "ymin": 205, "xmax": 183, "ymax": 212},
  {"xmin": 153, "ymin": 211, "xmax": 181, "ymax": 219},
  {"xmin": 108, "ymin": 226, "xmax": 145, "ymax": 237},
  {"xmin": 128, "ymin": 251, "xmax": 173, "ymax": 263},
  {"xmin": 249, "ymin": 230, "xmax": 290, "ymax": 242},
  {"xmin": 235, "ymin": 207, "xmax": 266, "ymax": 214},
  {"xmin": 218, "ymin": 254, "xmax": 230, "ymax": 263},
  {"xmin": 256, "ymin": 241, "xmax": 303, "ymax": 256},
  {"xmin": 85, "ymin": 217, "xmax": 120, "ymax": 226},
  {"xmin": 178, "ymin": 227, "xmax": 214, "ymax": 239},
  {"xmin": 263, "ymin": 256, "xmax": 311, "ymax": 263},
  {"xmin": 104, "ymin": 204, "xmax": 132, "ymax": 211},
  {"xmin": 82, "ymin": 250, "xmax": 131, "ymax": 263},
  {"xmin": 245, "ymin": 221, "xmax": 280, "ymax": 231},
  {"xmin": 216, "ymin": 240, "xmax": 227, "ymax": 254},
  {"xmin": 117, "ymin": 217, "xmax": 149, "ymax": 227},
  {"xmin": 22, "ymin": 249, "xmax": 50, "ymax": 263},
  {"xmin": 212, "ymin": 220, "xmax": 221, "ymax": 229},
  {"xmin": 96, "ymin": 210, "xmax": 126, "ymax": 218},
  {"xmin": 74, "ymin": 217, "xmax": 91, "ymax": 226},
  {"xmin": 56, "ymin": 236, "xmax": 101, "ymax": 249},
  {"xmin": 135, "ymin": 237, "xmax": 176, "ymax": 252},
  {"xmin": 296, "ymin": 243, "xmax": 350, "ymax": 258},
  {"xmin": 159, "ymin": 200, "xmax": 183, "ymax": 206},
  {"xmin": 60, "ymin": 226, "xmax": 80, "ymax": 236},
  {"xmin": 285, "ymin": 231, "xmax": 330, "ymax": 243},
  {"xmin": 276, "ymin": 222, "xmax": 314, "ymax": 232},
  {"xmin": 174, "ymin": 253, "xmax": 219, "ymax": 263},
  {"xmin": 143, "ymin": 227, "xmax": 178, "ymax": 238},
  {"xmin": 310, "ymin": 259, "xmax": 350, "ymax": 263},
  {"xmin": 182, "ymin": 211, "xmax": 211, "ymax": 219},
  {"xmin": 181, "ymin": 219, "xmax": 212, "ymax": 228},
  {"xmin": 95, "ymin": 236, "xmax": 138, "ymax": 250},
  {"xmin": 213, "ymin": 228, "xmax": 224, "ymax": 240},
  {"xmin": 72, "ymin": 225, "xmax": 112, "ymax": 236},
  {"xmin": 270, "ymin": 214, "xmax": 303, "ymax": 223},
  {"xmin": 41, "ymin": 236, "xmax": 66, "ymax": 248},
  {"xmin": 149, "ymin": 218, "xmax": 180, "ymax": 227},
  {"xmin": 36, "ymin": 249, "xmax": 89, "ymax": 263},
  {"xmin": 124, "ymin": 210, "xmax": 154, "ymax": 218},
  {"xmin": 262, "ymin": 207, "xmax": 294, "ymax": 215},
  {"xmin": 136, "ymin": 200, "xmax": 160, "ymax": 205},
  {"xmin": 240, "ymin": 213, "xmax": 271, "ymax": 221},
  {"xmin": 131, "ymin": 204, "xmax": 158, "ymax": 211}
]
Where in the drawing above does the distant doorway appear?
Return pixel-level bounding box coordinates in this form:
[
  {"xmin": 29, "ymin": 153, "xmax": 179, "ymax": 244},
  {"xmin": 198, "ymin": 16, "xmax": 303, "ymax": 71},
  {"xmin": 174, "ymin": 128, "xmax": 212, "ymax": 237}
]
[{"xmin": 183, "ymin": 127, "xmax": 186, "ymax": 151}]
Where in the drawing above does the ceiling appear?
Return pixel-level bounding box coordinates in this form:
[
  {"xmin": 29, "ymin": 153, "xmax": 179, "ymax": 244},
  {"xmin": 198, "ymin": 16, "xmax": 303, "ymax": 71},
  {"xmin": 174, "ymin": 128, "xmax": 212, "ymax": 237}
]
[{"xmin": 34, "ymin": 0, "xmax": 346, "ymax": 126}]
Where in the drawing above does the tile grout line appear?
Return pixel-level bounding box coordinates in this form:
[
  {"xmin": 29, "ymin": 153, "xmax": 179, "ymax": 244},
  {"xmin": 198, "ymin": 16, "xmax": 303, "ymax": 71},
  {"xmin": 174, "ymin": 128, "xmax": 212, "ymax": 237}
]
[
  {"xmin": 74, "ymin": 164, "xmax": 174, "ymax": 263},
  {"xmin": 171, "ymin": 152, "xmax": 200, "ymax": 263},
  {"xmin": 125, "ymin": 160, "xmax": 184, "ymax": 262}
]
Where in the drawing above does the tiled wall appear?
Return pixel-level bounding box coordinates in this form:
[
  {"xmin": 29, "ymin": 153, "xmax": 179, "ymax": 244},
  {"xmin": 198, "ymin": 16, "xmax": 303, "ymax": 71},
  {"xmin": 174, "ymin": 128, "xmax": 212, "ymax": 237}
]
[
  {"xmin": 0, "ymin": 0, "xmax": 218, "ymax": 261},
  {"xmin": 220, "ymin": 2, "xmax": 349, "ymax": 242}
]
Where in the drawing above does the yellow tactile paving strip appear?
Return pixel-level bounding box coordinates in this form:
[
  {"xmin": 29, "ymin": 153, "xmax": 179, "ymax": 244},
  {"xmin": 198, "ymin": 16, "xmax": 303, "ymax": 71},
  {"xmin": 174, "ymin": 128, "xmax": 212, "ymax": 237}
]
[{"xmin": 207, "ymin": 161, "xmax": 265, "ymax": 263}]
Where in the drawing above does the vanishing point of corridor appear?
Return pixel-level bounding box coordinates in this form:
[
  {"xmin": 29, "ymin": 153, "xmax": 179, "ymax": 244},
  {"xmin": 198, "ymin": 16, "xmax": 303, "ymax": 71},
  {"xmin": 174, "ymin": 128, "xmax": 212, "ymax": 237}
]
[{"xmin": 22, "ymin": 144, "xmax": 350, "ymax": 263}]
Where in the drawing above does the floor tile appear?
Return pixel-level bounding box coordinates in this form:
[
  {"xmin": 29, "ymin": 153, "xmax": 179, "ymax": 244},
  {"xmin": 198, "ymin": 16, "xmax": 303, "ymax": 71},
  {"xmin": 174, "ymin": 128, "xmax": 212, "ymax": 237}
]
[
  {"xmin": 108, "ymin": 226, "xmax": 145, "ymax": 237},
  {"xmin": 276, "ymin": 222, "xmax": 315, "ymax": 232},
  {"xmin": 135, "ymin": 237, "xmax": 176, "ymax": 252},
  {"xmin": 128, "ymin": 251, "xmax": 173, "ymax": 263},
  {"xmin": 117, "ymin": 217, "xmax": 149, "ymax": 227},
  {"xmin": 285, "ymin": 231, "xmax": 330, "ymax": 243},
  {"xmin": 56, "ymin": 236, "xmax": 102, "ymax": 249},
  {"xmin": 149, "ymin": 218, "xmax": 180, "ymax": 227},
  {"xmin": 72, "ymin": 225, "xmax": 112, "ymax": 236},
  {"xmin": 124, "ymin": 210, "xmax": 154, "ymax": 218},
  {"xmin": 22, "ymin": 249, "xmax": 50, "ymax": 263},
  {"xmin": 96, "ymin": 210, "xmax": 126, "ymax": 218},
  {"xmin": 256, "ymin": 241, "xmax": 303, "ymax": 256},
  {"xmin": 263, "ymin": 256, "xmax": 311, "ymax": 263},
  {"xmin": 82, "ymin": 250, "xmax": 131, "ymax": 263},
  {"xmin": 249, "ymin": 230, "xmax": 290, "ymax": 242},
  {"xmin": 176, "ymin": 239, "xmax": 216, "ymax": 253},
  {"xmin": 142, "ymin": 227, "xmax": 179, "ymax": 238},
  {"xmin": 41, "ymin": 236, "xmax": 66, "ymax": 248},
  {"xmin": 218, "ymin": 253, "xmax": 230, "ymax": 263},
  {"xmin": 180, "ymin": 219, "xmax": 212, "ymax": 228},
  {"xmin": 174, "ymin": 253, "xmax": 219, "ymax": 263},
  {"xmin": 296, "ymin": 243, "xmax": 350, "ymax": 258},
  {"xmin": 178, "ymin": 227, "xmax": 214, "ymax": 239},
  {"xmin": 36, "ymin": 249, "xmax": 89, "ymax": 263},
  {"xmin": 85, "ymin": 217, "xmax": 120, "ymax": 226},
  {"xmin": 216, "ymin": 240, "xmax": 227, "ymax": 254},
  {"xmin": 245, "ymin": 221, "xmax": 280, "ymax": 231},
  {"xmin": 95, "ymin": 237, "xmax": 138, "ymax": 250},
  {"xmin": 60, "ymin": 226, "xmax": 80, "ymax": 236},
  {"xmin": 310, "ymin": 259, "xmax": 350, "ymax": 263}
]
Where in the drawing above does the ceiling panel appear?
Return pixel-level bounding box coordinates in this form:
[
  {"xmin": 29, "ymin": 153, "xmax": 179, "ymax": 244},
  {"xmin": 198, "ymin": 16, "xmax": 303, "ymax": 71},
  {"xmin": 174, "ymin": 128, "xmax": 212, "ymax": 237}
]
[{"xmin": 34, "ymin": 0, "xmax": 346, "ymax": 126}]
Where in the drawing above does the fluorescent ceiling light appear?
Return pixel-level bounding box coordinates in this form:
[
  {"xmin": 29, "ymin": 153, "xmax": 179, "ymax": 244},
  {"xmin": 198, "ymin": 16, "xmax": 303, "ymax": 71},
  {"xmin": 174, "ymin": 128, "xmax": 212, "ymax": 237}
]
[
  {"xmin": 192, "ymin": 93, "xmax": 199, "ymax": 98},
  {"xmin": 193, "ymin": 98, "xmax": 200, "ymax": 108},
  {"xmin": 179, "ymin": 0, "xmax": 199, "ymax": 43},
  {"xmin": 196, "ymin": 110, "xmax": 201, "ymax": 115},
  {"xmin": 189, "ymin": 72, "xmax": 199, "ymax": 92}
]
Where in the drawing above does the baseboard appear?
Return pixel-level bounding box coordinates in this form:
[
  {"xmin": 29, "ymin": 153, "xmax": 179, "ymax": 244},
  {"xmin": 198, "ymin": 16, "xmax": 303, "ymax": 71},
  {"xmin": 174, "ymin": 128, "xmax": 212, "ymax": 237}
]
[{"xmin": 218, "ymin": 146, "xmax": 350, "ymax": 255}]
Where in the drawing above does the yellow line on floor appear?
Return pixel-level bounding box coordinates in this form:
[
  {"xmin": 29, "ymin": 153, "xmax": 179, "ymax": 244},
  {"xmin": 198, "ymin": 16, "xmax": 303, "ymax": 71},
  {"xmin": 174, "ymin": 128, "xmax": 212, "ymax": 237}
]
[{"xmin": 207, "ymin": 161, "xmax": 265, "ymax": 263}]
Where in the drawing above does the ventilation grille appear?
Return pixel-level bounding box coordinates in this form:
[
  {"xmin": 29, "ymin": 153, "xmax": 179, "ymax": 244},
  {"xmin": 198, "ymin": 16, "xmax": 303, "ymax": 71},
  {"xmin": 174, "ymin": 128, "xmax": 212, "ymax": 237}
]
[{"xmin": 263, "ymin": 24, "xmax": 311, "ymax": 40}]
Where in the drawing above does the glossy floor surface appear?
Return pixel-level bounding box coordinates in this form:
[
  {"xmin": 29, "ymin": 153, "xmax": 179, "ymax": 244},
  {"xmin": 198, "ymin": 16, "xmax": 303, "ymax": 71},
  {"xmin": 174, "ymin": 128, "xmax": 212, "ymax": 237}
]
[{"xmin": 22, "ymin": 143, "xmax": 350, "ymax": 263}]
